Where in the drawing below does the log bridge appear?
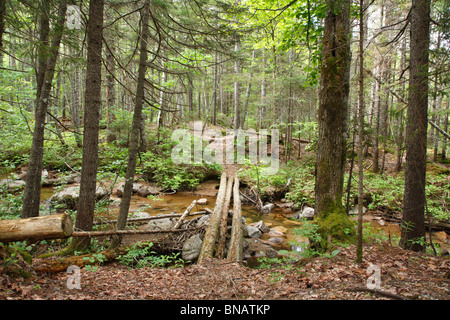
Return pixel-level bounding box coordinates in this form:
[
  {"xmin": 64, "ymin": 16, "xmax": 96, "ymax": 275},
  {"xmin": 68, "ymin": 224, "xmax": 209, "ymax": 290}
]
[
  {"xmin": 197, "ymin": 171, "xmax": 243, "ymax": 263},
  {"xmin": 0, "ymin": 170, "xmax": 243, "ymax": 270}
]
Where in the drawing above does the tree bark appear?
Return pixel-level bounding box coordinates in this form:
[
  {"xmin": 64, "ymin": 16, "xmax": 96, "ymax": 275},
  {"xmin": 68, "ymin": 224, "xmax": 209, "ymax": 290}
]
[
  {"xmin": 356, "ymin": 0, "xmax": 366, "ymax": 264},
  {"xmin": 315, "ymin": 0, "xmax": 351, "ymax": 216},
  {"xmin": 314, "ymin": 0, "xmax": 353, "ymax": 247},
  {"xmin": 215, "ymin": 173, "xmax": 235, "ymax": 259},
  {"xmin": 105, "ymin": 6, "xmax": 117, "ymax": 142},
  {"xmin": 198, "ymin": 173, "xmax": 228, "ymax": 263},
  {"xmin": 233, "ymin": 40, "xmax": 241, "ymax": 129},
  {"xmin": 0, "ymin": 0, "xmax": 5, "ymax": 66},
  {"xmin": 442, "ymin": 102, "xmax": 449, "ymax": 160},
  {"xmin": 71, "ymin": 0, "xmax": 104, "ymax": 251},
  {"xmin": 0, "ymin": 213, "xmax": 73, "ymax": 243},
  {"xmin": 227, "ymin": 175, "xmax": 243, "ymax": 262},
  {"xmin": 400, "ymin": 0, "xmax": 430, "ymax": 252},
  {"xmin": 21, "ymin": 1, "xmax": 67, "ymax": 218},
  {"xmin": 111, "ymin": 0, "xmax": 150, "ymax": 248}
]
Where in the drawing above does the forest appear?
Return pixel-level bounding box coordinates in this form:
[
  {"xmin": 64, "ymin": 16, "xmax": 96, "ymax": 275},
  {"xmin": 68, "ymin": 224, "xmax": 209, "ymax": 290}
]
[{"xmin": 0, "ymin": 0, "xmax": 449, "ymax": 302}]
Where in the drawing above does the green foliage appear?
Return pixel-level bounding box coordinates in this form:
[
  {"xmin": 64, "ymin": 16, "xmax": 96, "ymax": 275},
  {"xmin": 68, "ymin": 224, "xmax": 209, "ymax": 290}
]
[
  {"xmin": 42, "ymin": 137, "xmax": 83, "ymax": 170},
  {"xmin": 425, "ymin": 172, "xmax": 449, "ymax": 221},
  {"xmin": 107, "ymin": 109, "xmax": 134, "ymax": 146},
  {"xmin": 82, "ymin": 253, "xmax": 107, "ymax": 272},
  {"xmin": 362, "ymin": 222, "xmax": 400, "ymax": 244},
  {"xmin": 0, "ymin": 186, "xmax": 23, "ymax": 220},
  {"xmin": 141, "ymin": 132, "xmax": 221, "ymax": 191},
  {"xmin": 362, "ymin": 172, "xmax": 404, "ymax": 212},
  {"xmin": 355, "ymin": 170, "xmax": 449, "ymax": 222},
  {"xmin": 284, "ymin": 164, "xmax": 316, "ymax": 206},
  {"xmin": 98, "ymin": 143, "xmax": 130, "ymax": 175},
  {"xmin": 256, "ymin": 254, "xmax": 298, "ymax": 270},
  {"xmin": 118, "ymin": 242, "xmax": 184, "ymax": 269}
]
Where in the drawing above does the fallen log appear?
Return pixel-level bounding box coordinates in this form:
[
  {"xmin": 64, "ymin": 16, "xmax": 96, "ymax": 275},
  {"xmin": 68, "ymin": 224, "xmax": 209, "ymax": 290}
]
[
  {"xmin": 172, "ymin": 200, "xmax": 197, "ymax": 230},
  {"xmin": 33, "ymin": 243, "xmax": 140, "ymax": 273},
  {"xmin": 0, "ymin": 213, "xmax": 73, "ymax": 243},
  {"xmin": 92, "ymin": 210, "xmax": 209, "ymax": 226},
  {"xmin": 198, "ymin": 173, "xmax": 228, "ymax": 263},
  {"xmin": 372, "ymin": 211, "xmax": 450, "ymax": 232},
  {"xmin": 227, "ymin": 175, "xmax": 243, "ymax": 262},
  {"xmin": 71, "ymin": 227, "xmax": 200, "ymax": 238},
  {"xmin": 215, "ymin": 173, "xmax": 235, "ymax": 258}
]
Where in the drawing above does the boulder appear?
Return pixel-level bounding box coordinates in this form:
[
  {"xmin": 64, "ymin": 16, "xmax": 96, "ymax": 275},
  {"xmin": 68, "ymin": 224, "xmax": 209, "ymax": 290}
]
[
  {"xmin": 50, "ymin": 186, "xmax": 109, "ymax": 209},
  {"xmin": 252, "ymin": 220, "xmax": 270, "ymax": 233},
  {"xmin": 50, "ymin": 186, "xmax": 79, "ymax": 209},
  {"xmin": 243, "ymin": 238, "xmax": 278, "ymax": 259},
  {"xmin": 116, "ymin": 185, "xmax": 124, "ymax": 197},
  {"xmin": 132, "ymin": 183, "xmax": 144, "ymax": 193},
  {"xmin": 261, "ymin": 203, "xmax": 275, "ymax": 214},
  {"xmin": 0, "ymin": 179, "xmax": 26, "ymax": 191},
  {"xmin": 137, "ymin": 185, "xmax": 159, "ymax": 197},
  {"xmin": 272, "ymin": 226, "xmax": 288, "ymax": 234},
  {"xmin": 146, "ymin": 217, "xmax": 175, "ymax": 231},
  {"xmin": 268, "ymin": 237, "xmax": 283, "ymax": 244},
  {"xmin": 296, "ymin": 206, "xmax": 315, "ymax": 220},
  {"xmin": 182, "ymin": 234, "xmax": 203, "ymax": 262},
  {"xmin": 246, "ymin": 225, "xmax": 262, "ymax": 238},
  {"xmin": 116, "ymin": 183, "xmax": 159, "ymax": 197},
  {"xmin": 268, "ymin": 229, "xmax": 284, "ymax": 238},
  {"xmin": 196, "ymin": 198, "xmax": 208, "ymax": 205},
  {"xmin": 278, "ymin": 201, "xmax": 295, "ymax": 209},
  {"xmin": 348, "ymin": 206, "xmax": 367, "ymax": 216},
  {"xmin": 95, "ymin": 186, "xmax": 109, "ymax": 200},
  {"xmin": 196, "ymin": 214, "xmax": 211, "ymax": 228}
]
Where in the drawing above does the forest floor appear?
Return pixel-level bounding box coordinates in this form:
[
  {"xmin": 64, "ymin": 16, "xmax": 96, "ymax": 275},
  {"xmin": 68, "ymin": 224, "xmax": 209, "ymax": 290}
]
[{"xmin": 1, "ymin": 243, "xmax": 448, "ymax": 300}]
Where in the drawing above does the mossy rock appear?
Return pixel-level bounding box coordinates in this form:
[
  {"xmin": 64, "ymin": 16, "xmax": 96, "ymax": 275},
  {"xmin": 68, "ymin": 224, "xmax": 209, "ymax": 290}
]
[{"xmin": 313, "ymin": 209, "xmax": 356, "ymax": 251}]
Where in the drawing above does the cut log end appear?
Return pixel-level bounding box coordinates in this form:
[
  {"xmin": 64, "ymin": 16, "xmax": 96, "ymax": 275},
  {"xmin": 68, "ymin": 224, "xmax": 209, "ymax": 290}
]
[{"xmin": 0, "ymin": 213, "xmax": 73, "ymax": 243}]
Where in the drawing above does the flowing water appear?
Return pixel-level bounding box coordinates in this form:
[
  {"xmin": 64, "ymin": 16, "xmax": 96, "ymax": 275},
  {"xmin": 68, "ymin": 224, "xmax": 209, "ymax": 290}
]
[{"xmin": 1, "ymin": 172, "xmax": 448, "ymax": 254}]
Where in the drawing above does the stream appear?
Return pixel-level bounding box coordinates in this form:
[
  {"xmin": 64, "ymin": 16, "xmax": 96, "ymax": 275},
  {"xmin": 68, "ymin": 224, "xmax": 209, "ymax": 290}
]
[{"xmin": 1, "ymin": 171, "xmax": 449, "ymax": 255}]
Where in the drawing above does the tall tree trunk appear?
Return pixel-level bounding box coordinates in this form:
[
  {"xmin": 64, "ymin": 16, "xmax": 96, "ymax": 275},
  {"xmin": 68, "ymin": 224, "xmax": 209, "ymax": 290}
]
[
  {"xmin": 157, "ymin": 68, "xmax": 167, "ymax": 141},
  {"xmin": 430, "ymin": 31, "xmax": 441, "ymax": 162},
  {"xmin": 442, "ymin": 102, "xmax": 449, "ymax": 160},
  {"xmin": 35, "ymin": 1, "xmax": 50, "ymax": 109},
  {"xmin": 233, "ymin": 39, "xmax": 241, "ymax": 129},
  {"xmin": 21, "ymin": 1, "xmax": 67, "ymax": 218},
  {"xmin": 400, "ymin": 0, "xmax": 430, "ymax": 252},
  {"xmin": 372, "ymin": 65, "xmax": 381, "ymax": 173},
  {"xmin": 314, "ymin": 0, "xmax": 354, "ymax": 247},
  {"xmin": 69, "ymin": 45, "xmax": 82, "ymax": 148},
  {"xmin": 212, "ymin": 50, "xmax": 218, "ymax": 125},
  {"xmin": 111, "ymin": 0, "xmax": 150, "ymax": 248},
  {"xmin": 356, "ymin": 0, "xmax": 366, "ymax": 264},
  {"xmin": 242, "ymin": 49, "xmax": 255, "ymax": 129},
  {"xmin": 71, "ymin": 0, "xmax": 104, "ymax": 251},
  {"xmin": 433, "ymin": 97, "xmax": 442, "ymax": 162},
  {"xmin": 260, "ymin": 49, "xmax": 266, "ymax": 129},
  {"xmin": 105, "ymin": 7, "xmax": 117, "ymax": 142},
  {"xmin": 394, "ymin": 36, "xmax": 407, "ymax": 172},
  {"xmin": 0, "ymin": 0, "xmax": 5, "ymax": 66}
]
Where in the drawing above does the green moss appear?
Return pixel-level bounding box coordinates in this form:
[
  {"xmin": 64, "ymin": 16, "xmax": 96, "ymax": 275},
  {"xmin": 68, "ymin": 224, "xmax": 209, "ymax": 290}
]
[
  {"xmin": 317, "ymin": 211, "xmax": 355, "ymax": 241},
  {"xmin": 15, "ymin": 248, "xmax": 33, "ymax": 265},
  {"xmin": 312, "ymin": 199, "xmax": 356, "ymax": 251}
]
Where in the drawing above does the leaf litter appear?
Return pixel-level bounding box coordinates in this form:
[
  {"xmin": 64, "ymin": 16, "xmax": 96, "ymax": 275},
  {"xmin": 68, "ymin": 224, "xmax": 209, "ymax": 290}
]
[{"xmin": 0, "ymin": 244, "xmax": 448, "ymax": 300}]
